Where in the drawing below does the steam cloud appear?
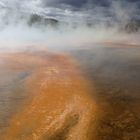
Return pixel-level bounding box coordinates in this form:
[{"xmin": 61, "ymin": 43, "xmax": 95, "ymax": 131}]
[{"xmin": 0, "ymin": 0, "xmax": 139, "ymax": 52}]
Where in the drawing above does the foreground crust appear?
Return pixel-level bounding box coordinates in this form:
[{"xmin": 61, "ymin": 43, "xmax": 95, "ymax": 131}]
[{"xmin": 3, "ymin": 52, "xmax": 97, "ymax": 140}]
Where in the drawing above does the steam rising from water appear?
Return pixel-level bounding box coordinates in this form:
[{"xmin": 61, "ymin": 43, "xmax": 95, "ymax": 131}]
[{"xmin": 0, "ymin": 0, "xmax": 139, "ymax": 51}]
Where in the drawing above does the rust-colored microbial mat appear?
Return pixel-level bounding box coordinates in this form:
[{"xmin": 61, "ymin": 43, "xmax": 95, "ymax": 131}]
[{"xmin": 1, "ymin": 52, "xmax": 97, "ymax": 140}]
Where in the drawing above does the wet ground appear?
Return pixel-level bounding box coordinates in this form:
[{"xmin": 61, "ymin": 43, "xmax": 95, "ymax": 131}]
[
  {"xmin": 0, "ymin": 52, "xmax": 97, "ymax": 140},
  {"xmin": 0, "ymin": 43, "xmax": 140, "ymax": 140},
  {"xmin": 68, "ymin": 44, "xmax": 140, "ymax": 140}
]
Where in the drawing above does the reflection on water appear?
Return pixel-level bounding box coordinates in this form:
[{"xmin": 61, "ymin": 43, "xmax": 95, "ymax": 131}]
[{"xmin": 0, "ymin": 52, "xmax": 97, "ymax": 140}]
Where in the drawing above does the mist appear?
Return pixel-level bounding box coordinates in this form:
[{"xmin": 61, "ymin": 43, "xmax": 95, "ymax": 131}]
[
  {"xmin": 0, "ymin": 0, "xmax": 139, "ymax": 52},
  {"xmin": 0, "ymin": 1, "xmax": 140, "ymax": 139}
]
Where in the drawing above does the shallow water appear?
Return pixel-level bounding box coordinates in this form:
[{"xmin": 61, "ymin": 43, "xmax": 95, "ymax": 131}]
[
  {"xmin": 0, "ymin": 44, "xmax": 140, "ymax": 140},
  {"xmin": 0, "ymin": 52, "xmax": 97, "ymax": 140},
  {"xmin": 69, "ymin": 44, "xmax": 140, "ymax": 140}
]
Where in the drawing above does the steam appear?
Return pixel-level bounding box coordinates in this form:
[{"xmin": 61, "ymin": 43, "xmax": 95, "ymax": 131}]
[{"xmin": 0, "ymin": 0, "xmax": 139, "ymax": 52}]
